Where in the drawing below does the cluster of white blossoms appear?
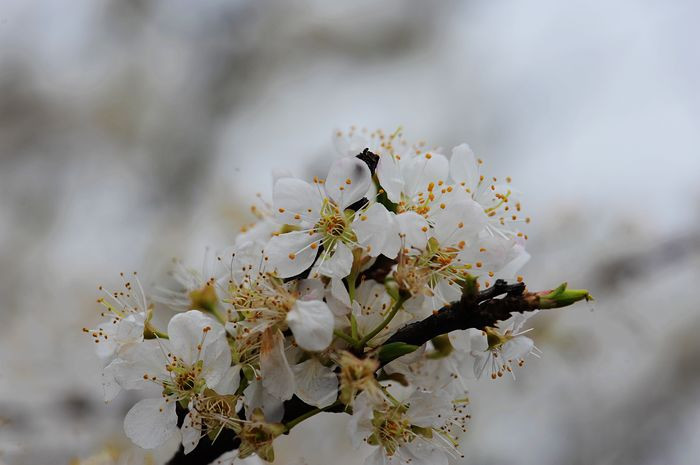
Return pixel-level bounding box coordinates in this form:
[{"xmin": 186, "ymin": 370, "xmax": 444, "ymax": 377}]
[{"xmin": 86, "ymin": 128, "xmax": 544, "ymax": 465}]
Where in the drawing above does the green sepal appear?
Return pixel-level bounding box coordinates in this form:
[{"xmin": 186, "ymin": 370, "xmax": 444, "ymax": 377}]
[
  {"xmin": 412, "ymin": 425, "xmax": 434, "ymax": 439},
  {"xmin": 242, "ymin": 365, "xmax": 256, "ymax": 382},
  {"xmin": 427, "ymin": 335, "xmax": 453, "ymax": 359},
  {"xmin": 426, "ymin": 237, "xmax": 440, "ymax": 255},
  {"xmin": 384, "ymin": 278, "xmax": 400, "ymax": 302}
]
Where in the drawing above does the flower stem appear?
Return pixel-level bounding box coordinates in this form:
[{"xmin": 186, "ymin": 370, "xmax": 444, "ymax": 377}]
[
  {"xmin": 209, "ymin": 305, "xmax": 228, "ymax": 325},
  {"xmin": 347, "ymin": 271, "xmax": 357, "ymax": 302},
  {"xmin": 357, "ymin": 294, "xmax": 408, "ymax": 349},
  {"xmin": 334, "ymin": 329, "xmax": 358, "ymax": 346}
]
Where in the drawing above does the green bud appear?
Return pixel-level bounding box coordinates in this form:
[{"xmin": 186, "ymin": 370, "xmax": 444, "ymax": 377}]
[{"xmin": 537, "ymin": 282, "xmax": 592, "ymax": 309}]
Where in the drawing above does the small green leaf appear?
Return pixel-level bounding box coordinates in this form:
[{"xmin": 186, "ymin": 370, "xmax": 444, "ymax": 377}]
[
  {"xmin": 378, "ymin": 342, "xmax": 419, "ymax": 364},
  {"xmin": 538, "ymin": 282, "xmax": 592, "ymax": 308}
]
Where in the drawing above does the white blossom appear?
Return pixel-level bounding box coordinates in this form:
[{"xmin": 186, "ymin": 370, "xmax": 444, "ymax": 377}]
[
  {"xmin": 265, "ymin": 157, "xmax": 397, "ymax": 279},
  {"xmin": 105, "ymin": 310, "xmax": 235, "ymax": 450}
]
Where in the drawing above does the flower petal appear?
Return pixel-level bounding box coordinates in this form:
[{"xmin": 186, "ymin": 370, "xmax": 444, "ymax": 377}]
[
  {"xmin": 181, "ymin": 411, "xmax": 202, "ymax": 455},
  {"xmin": 168, "ymin": 311, "xmax": 230, "ymax": 386},
  {"xmin": 450, "ymin": 143, "xmax": 479, "ymax": 191},
  {"xmin": 297, "ymin": 278, "xmax": 325, "ymax": 301},
  {"xmin": 401, "ymin": 152, "xmax": 449, "ymax": 198},
  {"xmin": 502, "ymin": 336, "xmax": 535, "ymax": 361},
  {"xmin": 353, "ymin": 203, "xmax": 399, "ymax": 258},
  {"xmin": 273, "ymin": 177, "xmax": 322, "ymax": 226},
  {"xmin": 431, "ymin": 197, "xmax": 486, "ymax": 246},
  {"xmin": 260, "ymin": 329, "xmax": 295, "ymax": 401},
  {"xmin": 287, "ymin": 300, "xmax": 334, "ymax": 351},
  {"xmin": 243, "ymin": 380, "xmax": 285, "ymax": 423},
  {"xmin": 213, "ymin": 365, "xmax": 241, "ymax": 395},
  {"xmin": 101, "ymin": 362, "xmax": 122, "ymax": 402},
  {"xmin": 124, "ymin": 397, "xmax": 178, "ymax": 449},
  {"xmin": 293, "ymin": 359, "xmax": 338, "ymax": 408},
  {"xmin": 395, "ymin": 212, "xmax": 429, "ymax": 250},
  {"xmin": 265, "ymin": 231, "xmax": 321, "ymax": 279},
  {"xmin": 376, "ymin": 155, "xmax": 405, "ymax": 203},
  {"xmin": 112, "ymin": 339, "xmax": 169, "ymax": 391},
  {"xmin": 317, "ymin": 241, "xmax": 353, "ymax": 279},
  {"xmin": 325, "ymin": 157, "xmax": 371, "ymax": 209}
]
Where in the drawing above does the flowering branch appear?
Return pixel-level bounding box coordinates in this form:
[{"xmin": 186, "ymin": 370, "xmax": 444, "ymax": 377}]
[
  {"xmin": 88, "ymin": 128, "xmax": 592, "ymax": 465},
  {"xmin": 165, "ymin": 279, "xmax": 589, "ymax": 465}
]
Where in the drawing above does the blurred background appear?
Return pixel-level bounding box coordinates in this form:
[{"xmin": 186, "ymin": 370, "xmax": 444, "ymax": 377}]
[{"xmin": 1, "ymin": 0, "xmax": 699, "ymax": 464}]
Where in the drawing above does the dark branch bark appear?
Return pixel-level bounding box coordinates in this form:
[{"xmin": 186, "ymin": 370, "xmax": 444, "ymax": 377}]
[{"xmin": 384, "ymin": 279, "xmax": 528, "ymax": 346}]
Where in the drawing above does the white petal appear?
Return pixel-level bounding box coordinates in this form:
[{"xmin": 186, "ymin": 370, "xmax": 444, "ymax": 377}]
[
  {"xmin": 450, "ymin": 143, "xmax": 479, "ymax": 191},
  {"xmin": 403, "ymin": 441, "xmax": 448, "ymax": 465},
  {"xmin": 168, "ymin": 310, "xmax": 222, "ymax": 366},
  {"xmin": 115, "ymin": 312, "xmax": 146, "ymax": 346},
  {"xmin": 181, "ymin": 411, "xmax": 202, "ymax": 455},
  {"xmin": 167, "ymin": 311, "xmax": 231, "ymax": 388},
  {"xmin": 113, "ymin": 340, "xmax": 169, "ymax": 391},
  {"xmin": 364, "ymin": 448, "xmax": 388, "ymax": 465},
  {"xmin": 502, "ymin": 336, "xmax": 535, "ymax": 361},
  {"xmin": 287, "ymin": 300, "xmax": 334, "ymax": 351},
  {"xmin": 433, "ymin": 279, "xmax": 461, "ymax": 305},
  {"xmin": 124, "ymin": 397, "xmax": 178, "ymax": 449},
  {"xmin": 265, "ymin": 231, "xmax": 321, "ymax": 279},
  {"xmin": 431, "ymin": 197, "xmax": 486, "ymax": 246},
  {"xmin": 406, "ymin": 390, "xmax": 450, "ymax": 428},
  {"xmin": 317, "ymin": 242, "xmax": 353, "ymax": 279},
  {"xmin": 101, "ymin": 362, "xmax": 122, "ymax": 402},
  {"xmin": 273, "ymin": 177, "xmax": 322, "ymax": 226},
  {"xmin": 213, "ymin": 365, "xmax": 241, "ymax": 395},
  {"xmin": 260, "ymin": 329, "xmax": 295, "ymax": 401},
  {"xmin": 94, "ymin": 323, "xmax": 118, "ymax": 361},
  {"xmin": 333, "ymin": 130, "xmax": 368, "ymax": 157},
  {"xmin": 447, "ymin": 329, "xmax": 472, "ymax": 353},
  {"xmin": 376, "ymin": 155, "xmax": 404, "ymax": 203},
  {"xmin": 499, "ymin": 242, "xmax": 531, "ymax": 279},
  {"xmin": 293, "ymin": 359, "xmax": 339, "ymax": 408},
  {"xmin": 243, "ymin": 380, "xmax": 285, "ymax": 422},
  {"xmin": 330, "ymin": 277, "xmax": 351, "ymax": 308},
  {"xmin": 297, "ymin": 278, "xmax": 325, "ymax": 301},
  {"xmin": 395, "ymin": 212, "xmax": 429, "ymax": 250},
  {"xmin": 401, "ymin": 152, "xmax": 449, "ymax": 198},
  {"xmin": 325, "ymin": 157, "xmax": 371, "ymax": 209},
  {"xmin": 472, "ymin": 350, "xmax": 491, "ymax": 379},
  {"xmin": 353, "ymin": 203, "xmax": 398, "ymax": 258}
]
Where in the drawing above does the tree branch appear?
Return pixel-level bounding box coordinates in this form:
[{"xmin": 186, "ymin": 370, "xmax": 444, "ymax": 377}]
[{"xmin": 167, "ymin": 279, "xmax": 588, "ymax": 464}]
